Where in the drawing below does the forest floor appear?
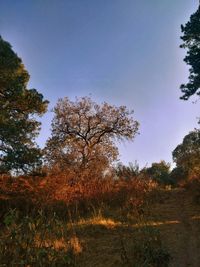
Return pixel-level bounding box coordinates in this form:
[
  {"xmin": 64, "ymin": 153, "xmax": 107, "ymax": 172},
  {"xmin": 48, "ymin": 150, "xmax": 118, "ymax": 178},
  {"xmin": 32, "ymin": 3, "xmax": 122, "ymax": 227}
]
[{"xmin": 73, "ymin": 187, "xmax": 200, "ymax": 267}]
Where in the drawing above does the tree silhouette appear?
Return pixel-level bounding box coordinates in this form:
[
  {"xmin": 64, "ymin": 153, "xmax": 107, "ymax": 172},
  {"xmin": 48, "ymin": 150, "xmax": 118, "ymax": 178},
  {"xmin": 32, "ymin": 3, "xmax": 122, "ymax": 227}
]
[
  {"xmin": 180, "ymin": 5, "xmax": 200, "ymax": 100},
  {"xmin": 0, "ymin": 37, "xmax": 48, "ymax": 173},
  {"xmin": 172, "ymin": 129, "xmax": 200, "ymax": 179}
]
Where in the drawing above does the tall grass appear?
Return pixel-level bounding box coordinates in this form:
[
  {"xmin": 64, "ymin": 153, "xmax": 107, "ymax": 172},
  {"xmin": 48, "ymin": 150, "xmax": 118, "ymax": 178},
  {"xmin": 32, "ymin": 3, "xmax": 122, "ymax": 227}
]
[
  {"xmin": 0, "ymin": 173, "xmax": 170, "ymax": 266},
  {"xmin": 0, "ymin": 209, "xmax": 80, "ymax": 267}
]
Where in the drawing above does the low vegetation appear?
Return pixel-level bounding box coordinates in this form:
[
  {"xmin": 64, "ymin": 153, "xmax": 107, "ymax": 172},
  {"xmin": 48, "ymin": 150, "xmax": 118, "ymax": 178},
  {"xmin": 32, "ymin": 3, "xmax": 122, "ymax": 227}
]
[{"xmin": 0, "ymin": 172, "xmax": 172, "ymax": 267}]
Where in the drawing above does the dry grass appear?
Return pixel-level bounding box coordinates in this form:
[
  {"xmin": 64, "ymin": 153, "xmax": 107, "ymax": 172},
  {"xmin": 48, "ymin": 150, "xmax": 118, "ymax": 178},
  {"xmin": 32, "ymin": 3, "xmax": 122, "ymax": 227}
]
[{"xmin": 2, "ymin": 174, "xmax": 200, "ymax": 266}]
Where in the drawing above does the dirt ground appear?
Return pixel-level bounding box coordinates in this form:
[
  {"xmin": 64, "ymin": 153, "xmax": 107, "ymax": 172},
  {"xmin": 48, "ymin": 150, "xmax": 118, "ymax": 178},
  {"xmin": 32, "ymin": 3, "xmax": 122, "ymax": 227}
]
[
  {"xmin": 150, "ymin": 188, "xmax": 200, "ymax": 267},
  {"xmin": 74, "ymin": 188, "xmax": 200, "ymax": 267}
]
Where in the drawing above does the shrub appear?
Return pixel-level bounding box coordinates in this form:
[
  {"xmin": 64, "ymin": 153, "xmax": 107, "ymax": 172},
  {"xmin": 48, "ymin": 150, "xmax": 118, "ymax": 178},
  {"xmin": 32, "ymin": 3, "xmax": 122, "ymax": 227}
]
[
  {"xmin": 0, "ymin": 209, "xmax": 79, "ymax": 266},
  {"xmin": 121, "ymin": 226, "xmax": 171, "ymax": 267},
  {"xmin": 0, "ymin": 172, "xmax": 157, "ymax": 221},
  {"xmin": 142, "ymin": 161, "xmax": 173, "ymax": 185}
]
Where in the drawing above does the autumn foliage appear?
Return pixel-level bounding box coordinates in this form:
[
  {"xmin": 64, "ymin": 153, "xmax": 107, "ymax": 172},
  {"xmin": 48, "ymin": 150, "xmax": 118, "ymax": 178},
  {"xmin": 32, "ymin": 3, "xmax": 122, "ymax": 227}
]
[
  {"xmin": 45, "ymin": 96, "xmax": 139, "ymax": 174},
  {"xmin": 0, "ymin": 170, "xmax": 157, "ymax": 220}
]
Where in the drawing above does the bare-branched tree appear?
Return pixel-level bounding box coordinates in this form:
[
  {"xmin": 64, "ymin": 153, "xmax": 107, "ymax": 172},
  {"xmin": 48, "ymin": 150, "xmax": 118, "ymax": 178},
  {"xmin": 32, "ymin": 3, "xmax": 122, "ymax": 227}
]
[{"xmin": 45, "ymin": 97, "xmax": 139, "ymax": 175}]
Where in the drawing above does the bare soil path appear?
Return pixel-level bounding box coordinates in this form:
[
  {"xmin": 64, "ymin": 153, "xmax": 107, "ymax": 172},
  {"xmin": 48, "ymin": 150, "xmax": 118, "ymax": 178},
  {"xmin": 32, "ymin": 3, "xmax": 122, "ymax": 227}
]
[
  {"xmin": 75, "ymin": 188, "xmax": 200, "ymax": 267},
  {"xmin": 150, "ymin": 188, "xmax": 200, "ymax": 267}
]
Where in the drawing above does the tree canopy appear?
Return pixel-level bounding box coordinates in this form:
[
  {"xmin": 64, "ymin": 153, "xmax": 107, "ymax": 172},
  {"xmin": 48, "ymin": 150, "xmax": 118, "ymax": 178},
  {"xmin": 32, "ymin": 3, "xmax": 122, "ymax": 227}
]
[
  {"xmin": 172, "ymin": 129, "xmax": 200, "ymax": 179},
  {"xmin": 45, "ymin": 97, "xmax": 139, "ymax": 173},
  {"xmin": 180, "ymin": 5, "xmax": 200, "ymax": 100},
  {"xmin": 0, "ymin": 36, "xmax": 48, "ymax": 173},
  {"xmin": 143, "ymin": 161, "xmax": 171, "ymax": 185}
]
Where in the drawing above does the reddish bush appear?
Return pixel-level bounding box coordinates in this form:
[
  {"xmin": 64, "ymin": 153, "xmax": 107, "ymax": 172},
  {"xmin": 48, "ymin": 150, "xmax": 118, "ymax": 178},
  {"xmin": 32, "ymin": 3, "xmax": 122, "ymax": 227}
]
[{"xmin": 0, "ymin": 172, "xmax": 157, "ymax": 219}]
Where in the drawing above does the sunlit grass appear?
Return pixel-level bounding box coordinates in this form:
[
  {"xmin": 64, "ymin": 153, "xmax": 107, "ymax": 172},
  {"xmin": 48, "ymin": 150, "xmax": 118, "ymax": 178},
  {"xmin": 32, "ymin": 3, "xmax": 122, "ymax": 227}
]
[{"xmin": 73, "ymin": 215, "xmax": 122, "ymax": 229}]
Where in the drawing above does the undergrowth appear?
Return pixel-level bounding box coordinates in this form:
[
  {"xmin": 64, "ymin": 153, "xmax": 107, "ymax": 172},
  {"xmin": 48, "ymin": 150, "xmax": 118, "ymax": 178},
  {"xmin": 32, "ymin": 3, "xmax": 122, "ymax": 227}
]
[
  {"xmin": 0, "ymin": 209, "xmax": 80, "ymax": 267},
  {"xmin": 121, "ymin": 226, "xmax": 171, "ymax": 267},
  {"xmin": 0, "ymin": 174, "xmax": 172, "ymax": 267}
]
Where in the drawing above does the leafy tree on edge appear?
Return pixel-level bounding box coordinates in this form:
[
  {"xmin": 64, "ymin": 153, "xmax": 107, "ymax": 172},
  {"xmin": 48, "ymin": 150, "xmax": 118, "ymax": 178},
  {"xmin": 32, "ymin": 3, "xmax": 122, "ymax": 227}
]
[
  {"xmin": 172, "ymin": 129, "xmax": 200, "ymax": 179},
  {"xmin": 0, "ymin": 36, "xmax": 48, "ymax": 174},
  {"xmin": 180, "ymin": 4, "xmax": 200, "ymax": 100}
]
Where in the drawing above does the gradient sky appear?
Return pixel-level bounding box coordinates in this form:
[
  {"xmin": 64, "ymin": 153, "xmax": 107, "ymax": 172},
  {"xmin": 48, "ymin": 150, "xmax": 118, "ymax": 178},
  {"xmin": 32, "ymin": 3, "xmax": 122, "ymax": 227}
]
[{"xmin": 0, "ymin": 0, "xmax": 199, "ymax": 168}]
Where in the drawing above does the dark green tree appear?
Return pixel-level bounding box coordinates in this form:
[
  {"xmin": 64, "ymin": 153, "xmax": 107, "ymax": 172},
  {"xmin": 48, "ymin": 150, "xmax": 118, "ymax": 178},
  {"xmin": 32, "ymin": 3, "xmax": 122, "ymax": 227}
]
[
  {"xmin": 180, "ymin": 5, "xmax": 200, "ymax": 100},
  {"xmin": 172, "ymin": 129, "xmax": 200, "ymax": 179},
  {"xmin": 0, "ymin": 36, "xmax": 48, "ymax": 173},
  {"xmin": 116, "ymin": 161, "xmax": 140, "ymax": 179},
  {"xmin": 170, "ymin": 166, "xmax": 187, "ymax": 184},
  {"xmin": 144, "ymin": 161, "xmax": 171, "ymax": 185}
]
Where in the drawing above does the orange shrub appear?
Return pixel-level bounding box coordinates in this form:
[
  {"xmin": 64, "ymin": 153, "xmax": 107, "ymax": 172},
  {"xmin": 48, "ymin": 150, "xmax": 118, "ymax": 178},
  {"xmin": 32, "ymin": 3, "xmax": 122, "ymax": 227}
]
[{"xmin": 0, "ymin": 172, "xmax": 157, "ymax": 219}]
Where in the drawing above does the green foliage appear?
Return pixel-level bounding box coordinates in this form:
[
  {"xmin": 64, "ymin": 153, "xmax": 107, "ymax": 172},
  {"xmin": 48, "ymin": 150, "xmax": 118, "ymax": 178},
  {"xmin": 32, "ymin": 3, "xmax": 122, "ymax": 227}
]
[
  {"xmin": 180, "ymin": 6, "xmax": 200, "ymax": 100},
  {"xmin": 0, "ymin": 36, "xmax": 48, "ymax": 173},
  {"xmin": 144, "ymin": 161, "xmax": 172, "ymax": 185},
  {"xmin": 172, "ymin": 129, "xmax": 200, "ymax": 179},
  {"xmin": 170, "ymin": 166, "xmax": 187, "ymax": 184},
  {"xmin": 0, "ymin": 209, "xmax": 76, "ymax": 267},
  {"xmin": 116, "ymin": 161, "xmax": 140, "ymax": 179}
]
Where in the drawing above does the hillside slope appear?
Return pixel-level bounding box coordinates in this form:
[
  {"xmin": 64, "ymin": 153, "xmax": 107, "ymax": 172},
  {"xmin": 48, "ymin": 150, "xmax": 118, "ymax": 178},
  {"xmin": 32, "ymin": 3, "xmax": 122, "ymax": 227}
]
[
  {"xmin": 150, "ymin": 188, "xmax": 200, "ymax": 267},
  {"xmin": 74, "ymin": 188, "xmax": 200, "ymax": 267}
]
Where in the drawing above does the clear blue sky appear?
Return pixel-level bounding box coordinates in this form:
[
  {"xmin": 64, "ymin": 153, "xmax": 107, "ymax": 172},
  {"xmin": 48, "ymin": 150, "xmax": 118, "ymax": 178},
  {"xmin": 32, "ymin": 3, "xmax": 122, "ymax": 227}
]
[{"xmin": 0, "ymin": 0, "xmax": 199, "ymax": 168}]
